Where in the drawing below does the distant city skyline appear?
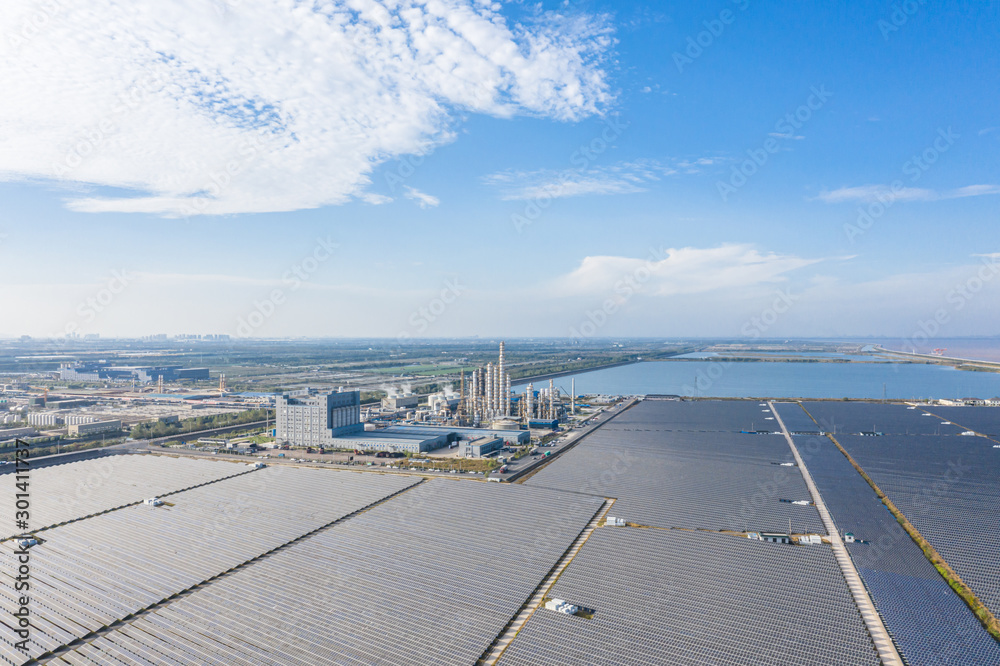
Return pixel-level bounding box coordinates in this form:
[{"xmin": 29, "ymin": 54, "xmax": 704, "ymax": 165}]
[{"xmin": 1, "ymin": 1, "xmax": 997, "ymax": 339}]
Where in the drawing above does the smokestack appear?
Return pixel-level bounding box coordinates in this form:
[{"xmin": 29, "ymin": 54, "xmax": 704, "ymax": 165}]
[
  {"xmin": 486, "ymin": 362, "xmax": 494, "ymax": 418},
  {"xmin": 549, "ymin": 379, "xmax": 555, "ymax": 419},
  {"xmin": 498, "ymin": 341, "xmax": 506, "ymax": 416},
  {"xmin": 504, "ymin": 374, "xmax": 511, "ymax": 418},
  {"xmin": 571, "ymin": 378, "xmax": 575, "ymax": 415}
]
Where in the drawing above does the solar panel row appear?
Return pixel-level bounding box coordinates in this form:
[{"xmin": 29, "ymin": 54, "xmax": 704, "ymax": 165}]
[
  {"xmin": 526, "ymin": 401, "xmax": 825, "ymax": 534},
  {"xmin": 801, "ymin": 402, "xmax": 966, "ymax": 437},
  {"xmin": 0, "ymin": 454, "xmax": 248, "ymax": 539},
  {"xmin": 0, "ymin": 467, "xmax": 419, "ymax": 664},
  {"xmin": 833, "ymin": 431, "xmax": 1000, "ymax": 625},
  {"xmin": 777, "ymin": 400, "xmax": 1000, "ymax": 665},
  {"xmin": 929, "ymin": 406, "xmax": 1000, "ymax": 436},
  {"xmin": 51, "ymin": 480, "xmax": 605, "ymax": 666},
  {"xmin": 499, "ymin": 528, "xmax": 880, "ymax": 666}
]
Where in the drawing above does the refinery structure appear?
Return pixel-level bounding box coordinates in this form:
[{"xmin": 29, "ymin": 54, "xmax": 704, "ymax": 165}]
[{"xmin": 460, "ymin": 341, "xmax": 566, "ymax": 426}]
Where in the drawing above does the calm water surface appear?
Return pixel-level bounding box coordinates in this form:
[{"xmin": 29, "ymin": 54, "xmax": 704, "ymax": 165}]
[{"xmin": 516, "ymin": 360, "xmax": 1000, "ymax": 400}]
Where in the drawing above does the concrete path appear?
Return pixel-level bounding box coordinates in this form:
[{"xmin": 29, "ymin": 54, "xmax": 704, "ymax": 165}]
[
  {"xmin": 770, "ymin": 401, "xmax": 903, "ymax": 666},
  {"xmin": 480, "ymin": 498, "xmax": 615, "ymax": 665}
]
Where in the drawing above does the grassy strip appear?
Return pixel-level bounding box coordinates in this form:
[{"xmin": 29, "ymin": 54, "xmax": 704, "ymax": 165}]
[{"xmin": 824, "ymin": 430, "xmax": 1000, "ymax": 642}]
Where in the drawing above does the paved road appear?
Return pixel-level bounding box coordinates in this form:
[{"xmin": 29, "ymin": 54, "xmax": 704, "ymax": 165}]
[
  {"xmin": 498, "ymin": 398, "xmax": 638, "ymax": 483},
  {"xmin": 770, "ymin": 401, "xmax": 903, "ymax": 666}
]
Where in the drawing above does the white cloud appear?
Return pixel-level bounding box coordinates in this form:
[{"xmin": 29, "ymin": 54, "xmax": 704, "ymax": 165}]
[
  {"xmin": 816, "ymin": 184, "xmax": 1000, "ymax": 204},
  {"xmin": 0, "ymin": 0, "xmax": 613, "ymax": 216},
  {"xmin": 484, "ymin": 159, "xmax": 682, "ymax": 200},
  {"xmin": 548, "ymin": 244, "xmax": 822, "ymax": 297},
  {"xmin": 360, "ymin": 193, "xmax": 393, "ymax": 205},
  {"xmin": 403, "ymin": 186, "xmax": 440, "ymax": 208}
]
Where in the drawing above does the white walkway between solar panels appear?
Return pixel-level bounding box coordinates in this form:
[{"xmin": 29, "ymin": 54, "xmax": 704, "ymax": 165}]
[
  {"xmin": 481, "ymin": 498, "xmax": 615, "ymax": 665},
  {"xmin": 770, "ymin": 401, "xmax": 904, "ymax": 666}
]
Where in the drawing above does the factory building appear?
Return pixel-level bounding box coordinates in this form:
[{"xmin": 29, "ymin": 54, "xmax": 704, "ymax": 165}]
[
  {"xmin": 67, "ymin": 420, "xmax": 122, "ymax": 436},
  {"xmin": 0, "ymin": 427, "xmax": 38, "ymax": 442},
  {"xmin": 461, "ymin": 436, "xmax": 504, "ymax": 458},
  {"xmin": 59, "ymin": 363, "xmax": 209, "ymax": 383},
  {"xmin": 305, "ymin": 422, "xmax": 526, "ymax": 454},
  {"xmin": 382, "ymin": 424, "xmax": 529, "ymax": 446},
  {"xmin": 276, "ymin": 389, "xmax": 363, "ymax": 448},
  {"xmin": 45, "ymin": 398, "xmax": 95, "ymax": 409},
  {"xmin": 381, "ymin": 394, "xmax": 421, "ymax": 410},
  {"xmin": 327, "ymin": 430, "xmax": 447, "ymax": 454}
]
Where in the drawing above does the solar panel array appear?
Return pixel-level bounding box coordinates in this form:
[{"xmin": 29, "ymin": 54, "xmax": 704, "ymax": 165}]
[
  {"xmin": 801, "ymin": 402, "xmax": 965, "ymax": 436},
  {"xmin": 792, "ymin": 425, "xmax": 1000, "ymax": 665},
  {"xmin": 51, "ymin": 480, "xmax": 605, "ymax": 666},
  {"xmin": 0, "ymin": 467, "xmax": 419, "ymax": 664},
  {"xmin": 499, "ymin": 528, "xmax": 880, "ymax": 666},
  {"xmin": 928, "ymin": 406, "xmax": 1000, "ymax": 436},
  {"xmin": 525, "ymin": 400, "xmax": 825, "ymax": 534},
  {"xmin": 772, "ymin": 401, "xmax": 821, "ymax": 433},
  {"xmin": 833, "ymin": 431, "xmax": 1000, "ymax": 625},
  {"xmin": 0, "ymin": 454, "xmax": 249, "ymax": 538},
  {"xmin": 597, "ymin": 399, "xmax": 780, "ymax": 432}
]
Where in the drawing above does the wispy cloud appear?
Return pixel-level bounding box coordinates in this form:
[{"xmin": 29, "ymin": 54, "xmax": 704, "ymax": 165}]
[
  {"xmin": 815, "ymin": 184, "xmax": 1000, "ymax": 204},
  {"xmin": 484, "ymin": 159, "xmax": 696, "ymax": 201},
  {"xmin": 0, "ymin": 1, "xmax": 613, "ymax": 217},
  {"xmin": 548, "ymin": 244, "xmax": 824, "ymax": 297},
  {"xmin": 403, "ymin": 186, "xmax": 440, "ymax": 209}
]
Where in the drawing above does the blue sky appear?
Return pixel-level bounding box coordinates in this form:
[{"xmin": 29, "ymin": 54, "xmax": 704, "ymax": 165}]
[{"xmin": 1, "ymin": 0, "xmax": 998, "ymax": 340}]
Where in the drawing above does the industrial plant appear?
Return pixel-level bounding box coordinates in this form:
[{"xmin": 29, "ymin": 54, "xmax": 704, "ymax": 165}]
[{"xmin": 457, "ymin": 342, "xmax": 570, "ymax": 426}]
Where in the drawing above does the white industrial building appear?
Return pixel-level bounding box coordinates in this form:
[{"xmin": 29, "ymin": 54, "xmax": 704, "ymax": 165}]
[
  {"xmin": 276, "ymin": 389, "xmax": 363, "ymax": 448},
  {"xmin": 67, "ymin": 420, "xmax": 122, "ymax": 436},
  {"xmin": 28, "ymin": 411, "xmax": 64, "ymax": 426},
  {"xmin": 0, "ymin": 427, "xmax": 38, "ymax": 441}
]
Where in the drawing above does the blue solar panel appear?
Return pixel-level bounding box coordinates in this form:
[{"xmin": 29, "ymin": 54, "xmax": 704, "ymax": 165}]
[{"xmin": 795, "ymin": 430, "xmax": 1000, "ymax": 663}]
